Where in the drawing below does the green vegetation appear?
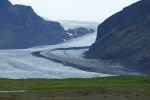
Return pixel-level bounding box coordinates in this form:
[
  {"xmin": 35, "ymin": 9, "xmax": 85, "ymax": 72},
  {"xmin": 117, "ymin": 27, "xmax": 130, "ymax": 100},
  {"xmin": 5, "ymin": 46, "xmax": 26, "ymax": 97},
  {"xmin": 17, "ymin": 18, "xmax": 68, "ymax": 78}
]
[
  {"xmin": 0, "ymin": 76, "xmax": 149, "ymax": 93},
  {"xmin": 0, "ymin": 76, "xmax": 149, "ymax": 100}
]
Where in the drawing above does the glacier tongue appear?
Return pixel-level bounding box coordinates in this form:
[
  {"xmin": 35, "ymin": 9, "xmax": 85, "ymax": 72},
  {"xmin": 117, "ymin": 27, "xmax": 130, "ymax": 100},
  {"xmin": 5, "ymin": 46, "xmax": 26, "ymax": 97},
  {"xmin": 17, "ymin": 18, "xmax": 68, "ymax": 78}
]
[
  {"xmin": 0, "ymin": 21, "xmax": 113, "ymax": 79},
  {"xmin": 0, "ymin": 44, "xmax": 111, "ymax": 79}
]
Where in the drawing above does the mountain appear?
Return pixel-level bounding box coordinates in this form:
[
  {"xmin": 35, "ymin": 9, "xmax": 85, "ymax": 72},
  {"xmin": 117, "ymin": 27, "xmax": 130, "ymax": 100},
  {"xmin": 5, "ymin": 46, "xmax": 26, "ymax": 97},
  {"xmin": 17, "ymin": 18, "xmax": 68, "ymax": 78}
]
[
  {"xmin": 66, "ymin": 27, "xmax": 94, "ymax": 38},
  {"xmin": 86, "ymin": 0, "xmax": 150, "ymax": 74},
  {"xmin": 58, "ymin": 20, "xmax": 98, "ymax": 39},
  {"xmin": 0, "ymin": 0, "xmax": 70, "ymax": 49}
]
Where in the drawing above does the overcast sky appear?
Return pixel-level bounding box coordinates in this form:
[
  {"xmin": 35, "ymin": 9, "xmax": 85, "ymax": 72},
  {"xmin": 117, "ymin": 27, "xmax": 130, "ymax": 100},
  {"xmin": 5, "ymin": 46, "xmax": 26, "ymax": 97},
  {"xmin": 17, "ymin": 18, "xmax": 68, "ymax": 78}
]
[{"xmin": 9, "ymin": 0, "xmax": 139, "ymax": 22}]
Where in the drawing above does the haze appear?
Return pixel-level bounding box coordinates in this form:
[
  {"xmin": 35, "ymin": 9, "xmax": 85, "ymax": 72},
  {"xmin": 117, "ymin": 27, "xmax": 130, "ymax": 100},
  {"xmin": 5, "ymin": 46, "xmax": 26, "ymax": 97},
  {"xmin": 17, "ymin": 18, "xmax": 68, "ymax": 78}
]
[{"xmin": 9, "ymin": 0, "xmax": 139, "ymax": 22}]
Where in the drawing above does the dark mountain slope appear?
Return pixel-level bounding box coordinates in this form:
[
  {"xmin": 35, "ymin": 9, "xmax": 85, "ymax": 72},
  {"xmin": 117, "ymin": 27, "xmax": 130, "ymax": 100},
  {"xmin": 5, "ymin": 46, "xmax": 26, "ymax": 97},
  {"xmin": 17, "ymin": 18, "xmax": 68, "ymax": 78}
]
[
  {"xmin": 86, "ymin": 0, "xmax": 150, "ymax": 74},
  {"xmin": 0, "ymin": 0, "xmax": 70, "ymax": 49}
]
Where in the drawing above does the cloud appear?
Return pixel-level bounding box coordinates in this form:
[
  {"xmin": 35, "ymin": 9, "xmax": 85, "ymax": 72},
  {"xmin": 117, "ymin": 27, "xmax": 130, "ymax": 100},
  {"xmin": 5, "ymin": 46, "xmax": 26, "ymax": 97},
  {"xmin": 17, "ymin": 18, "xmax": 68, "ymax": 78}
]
[{"xmin": 9, "ymin": 0, "xmax": 139, "ymax": 22}]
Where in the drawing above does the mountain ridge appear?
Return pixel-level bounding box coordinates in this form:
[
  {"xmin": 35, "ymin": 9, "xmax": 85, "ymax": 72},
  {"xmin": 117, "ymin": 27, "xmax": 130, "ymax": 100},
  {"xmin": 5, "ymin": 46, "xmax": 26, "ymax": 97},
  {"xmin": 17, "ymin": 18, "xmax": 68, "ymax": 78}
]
[{"xmin": 0, "ymin": 0, "xmax": 70, "ymax": 49}]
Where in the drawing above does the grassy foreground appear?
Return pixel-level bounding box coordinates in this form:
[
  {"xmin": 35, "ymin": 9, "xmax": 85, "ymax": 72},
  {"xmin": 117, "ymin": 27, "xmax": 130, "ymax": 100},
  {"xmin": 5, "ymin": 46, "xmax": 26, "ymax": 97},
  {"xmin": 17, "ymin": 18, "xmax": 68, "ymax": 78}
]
[{"xmin": 0, "ymin": 76, "xmax": 150, "ymax": 100}]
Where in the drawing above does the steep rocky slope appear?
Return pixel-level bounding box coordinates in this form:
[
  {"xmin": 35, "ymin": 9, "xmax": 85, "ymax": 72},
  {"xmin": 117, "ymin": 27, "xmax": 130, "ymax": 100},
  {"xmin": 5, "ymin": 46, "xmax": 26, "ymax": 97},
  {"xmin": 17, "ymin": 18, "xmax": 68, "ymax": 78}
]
[
  {"xmin": 0, "ymin": 0, "xmax": 70, "ymax": 49},
  {"xmin": 87, "ymin": 0, "xmax": 150, "ymax": 74}
]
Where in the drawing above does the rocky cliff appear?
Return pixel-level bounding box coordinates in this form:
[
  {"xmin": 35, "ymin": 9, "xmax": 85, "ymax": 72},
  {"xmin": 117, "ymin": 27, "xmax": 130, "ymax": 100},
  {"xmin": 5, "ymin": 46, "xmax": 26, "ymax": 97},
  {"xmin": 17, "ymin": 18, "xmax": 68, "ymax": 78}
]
[
  {"xmin": 0, "ymin": 0, "xmax": 70, "ymax": 49},
  {"xmin": 86, "ymin": 0, "xmax": 150, "ymax": 74}
]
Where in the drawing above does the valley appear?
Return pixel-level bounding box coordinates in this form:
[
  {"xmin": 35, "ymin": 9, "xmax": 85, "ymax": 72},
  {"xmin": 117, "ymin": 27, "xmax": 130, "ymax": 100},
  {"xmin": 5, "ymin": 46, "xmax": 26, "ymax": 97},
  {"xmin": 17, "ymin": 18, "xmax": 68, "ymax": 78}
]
[
  {"xmin": 0, "ymin": 0, "xmax": 150, "ymax": 99},
  {"xmin": 0, "ymin": 21, "xmax": 143, "ymax": 79}
]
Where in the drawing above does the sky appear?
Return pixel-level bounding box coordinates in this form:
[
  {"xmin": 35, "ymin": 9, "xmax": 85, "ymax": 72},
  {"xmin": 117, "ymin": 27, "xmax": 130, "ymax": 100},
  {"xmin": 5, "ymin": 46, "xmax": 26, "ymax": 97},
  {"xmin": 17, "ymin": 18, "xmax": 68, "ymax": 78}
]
[{"xmin": 9, "ymin": 0, "xmax": 139, "ymax": 22}]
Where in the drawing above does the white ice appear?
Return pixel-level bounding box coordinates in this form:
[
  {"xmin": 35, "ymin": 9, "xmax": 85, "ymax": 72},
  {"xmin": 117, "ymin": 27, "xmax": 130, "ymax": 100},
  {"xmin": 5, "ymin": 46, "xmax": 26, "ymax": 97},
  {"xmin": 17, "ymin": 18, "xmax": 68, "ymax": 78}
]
[{"xmin": 0, "ymin": 21, "xmax": 112, "ymax": 79}]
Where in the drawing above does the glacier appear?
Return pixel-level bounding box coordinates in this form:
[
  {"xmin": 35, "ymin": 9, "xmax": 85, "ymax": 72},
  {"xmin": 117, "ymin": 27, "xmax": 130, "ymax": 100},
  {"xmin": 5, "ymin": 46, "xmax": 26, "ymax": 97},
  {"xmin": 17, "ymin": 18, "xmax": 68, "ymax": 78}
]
[
  {"xmin": 0, "ymin": 21, "xmax": 112, "ymax": 79},
  {"xmin": 0, "ymin": 21, "xmax": 141, "ymax": 79}
]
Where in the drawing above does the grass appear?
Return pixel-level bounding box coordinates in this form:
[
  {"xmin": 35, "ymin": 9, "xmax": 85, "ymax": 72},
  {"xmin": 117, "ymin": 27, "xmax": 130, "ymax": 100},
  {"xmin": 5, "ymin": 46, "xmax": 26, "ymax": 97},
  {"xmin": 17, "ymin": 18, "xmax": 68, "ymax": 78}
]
[{"xmin": 0, "ymin": 76, "xmax": 149, "ymax": 100}]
